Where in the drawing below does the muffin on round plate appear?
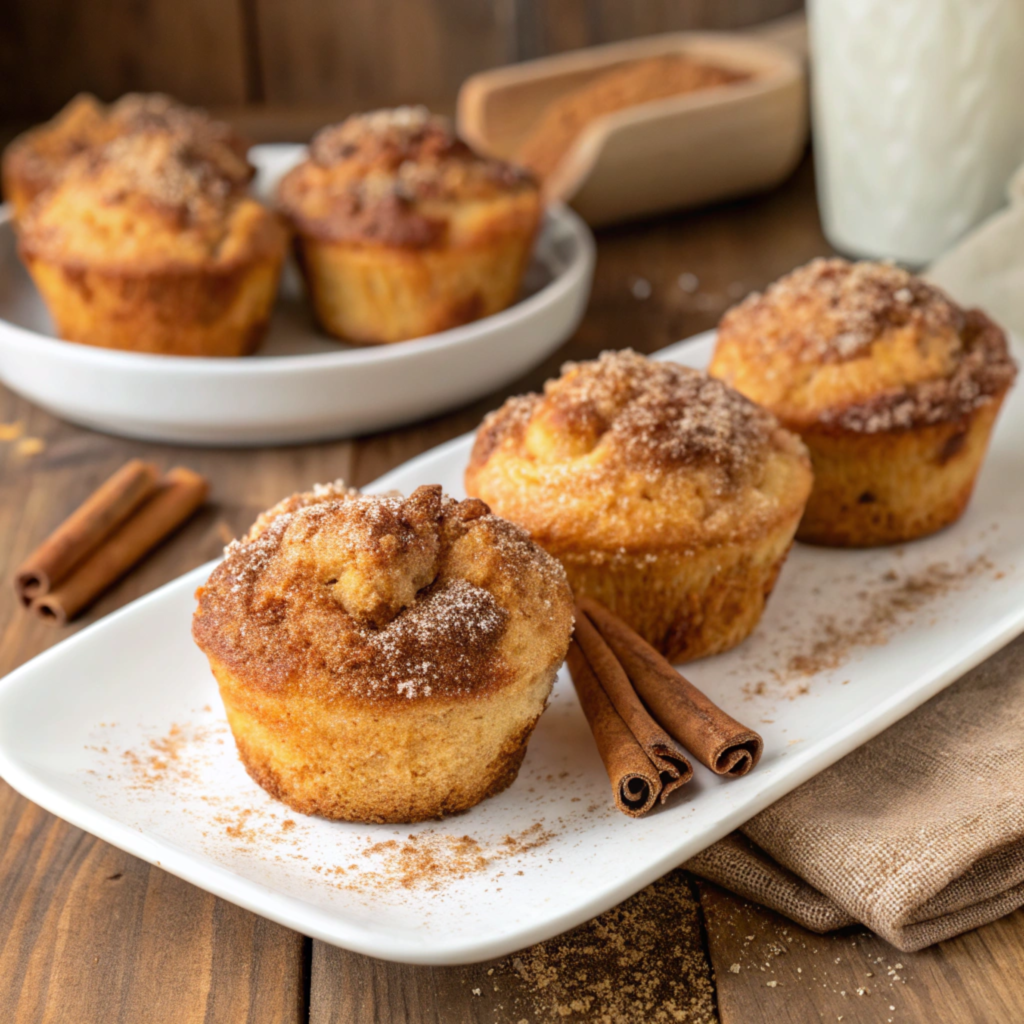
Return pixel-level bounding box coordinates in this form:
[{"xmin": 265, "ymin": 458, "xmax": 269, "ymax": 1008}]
[
  {"xmin": 465, "ymin": 350, "xmax": 812, "ymax": 663},
  {"xmin": 710, "ymin": 258, "xmax": 1017, "ymax": 546},
  {"xmin": 276, "ymin": 106, "xmax": 541, "ymax": 344},
  {"xmin": 18, "ymin": 130, "xmax": 286, "ymax": 357},
  {"xmin": 192, "ymin": 483, "xmax": 574, "ymax": 824},
  {"xmin": 2, "ymin": 92, "xmax": 253, "ymax": 221}
]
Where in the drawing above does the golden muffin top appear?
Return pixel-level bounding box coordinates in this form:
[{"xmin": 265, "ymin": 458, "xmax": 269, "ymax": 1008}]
[
  {"xmin": 276, "ymin": 106, "xmax": 539, "ymax": 247},
  {"xmin": 18, "ymin": 130, "xmax": 284, "ymax": 273},
  {"xmin": 711, "ymin": 258, "xmax": 1017, "ymax": 433},
  {"xmin": 3, "ymin": 92, "xmax": 253, "ymax": 214},
  {"xmin": 465, "ymin": 350, "xmax": 812, "ymax": 552},
  {"xmin": 192, "ymin": 483, "xmax": 573, "ymax": 708}
]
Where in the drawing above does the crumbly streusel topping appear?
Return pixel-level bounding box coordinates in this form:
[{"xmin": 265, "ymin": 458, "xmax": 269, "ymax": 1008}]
[
  {"xmin": 715, "ymin": 259, "xmax": 1017, "ymax": 432},
  {"xmin": 826, "ymin": 309, "xmax": 1016, "ymax": 432},
  {"xmin": 19, "ymin": 129, "xmax": 256, "ymax": 240},
  {"xmin": 478, "ymin": 350, "xmax": 781, "ymax": 479},
  {"xmin": 193, "ymin": 484, "xmax": 570, "ymax": 704},
  {"xmin": 276, "ymin": 107, "xmax": 536, "ymax": 247},
  {"xmin": 5, "ymin": 92, "xmax": 252, "ymax": 198},
  {"xmin": 727, "ymin": 258, "xmax": 964, "ymax": 362}
]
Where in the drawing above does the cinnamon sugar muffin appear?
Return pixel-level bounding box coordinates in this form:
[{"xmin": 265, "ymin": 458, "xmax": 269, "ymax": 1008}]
[
  {"xmin": 192, "ymin": 483, "xmax": 573, "ymax": 824},
  {"xmin": 465, "ymin": 350, "xmax": 812, "ymax": 663},
  {"xmin": 2, "ymin": 92, "xmax": 253, "ymax": 220},
  {"xmin": 18, "ymin": 130, "xmax": 285, "ymax": 357},
  {"xmin": 276, "ymin": 106, "xmax": 541, "ymax": 344},
  {"xmin": 710, "ymin": 259, "xmax": 1017, "ymax": 546}
]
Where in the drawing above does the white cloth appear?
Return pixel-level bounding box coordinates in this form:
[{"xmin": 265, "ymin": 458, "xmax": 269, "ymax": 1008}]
[{"xmin": 928, "ymin": 165, "xmax": 1024, "ymax": 335}]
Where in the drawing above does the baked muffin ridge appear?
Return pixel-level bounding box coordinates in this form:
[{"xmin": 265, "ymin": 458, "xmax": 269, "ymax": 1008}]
[
  {"xmin": 18, "ymin": 130, "xmax": 282, "ymax": 272},
  {"xmin": 276, "ymin": 106, "xmax": 536, "ymax": 248},
  {"xmin": 192, "ymin": 483, "xmax": 569, "ymax": 707},
  {"xmin": 714, "ymin": 258, "xmax": 1017, "ymax": 432}
]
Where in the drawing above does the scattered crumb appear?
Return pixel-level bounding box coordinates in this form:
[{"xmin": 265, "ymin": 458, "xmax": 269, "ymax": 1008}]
[
  {"xmin": 497, "ymin": 872, "xmax": 715, "ymax": 1023},
  {"xmin": 631, "ymin": 277, "xmax": 652, "ymax": 300},
  {"xmin": 16, "ymin": 436, "xmax": 45, "ymax": 457}
]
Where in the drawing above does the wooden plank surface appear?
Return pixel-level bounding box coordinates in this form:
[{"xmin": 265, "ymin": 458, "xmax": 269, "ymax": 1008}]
[
  {"xmin": 253, "ymin": 0, "xmax": 514, "ymax": 110},
  {"xmin": 514, "ymin": 0, "xmax": 803, "ymax": 57},
  {"xmin": 1, "ymin": 0, "xmax": 804, "ymax": 121},
  {"xmin": 310, "ymin": 872, "xmax": 716, "ymax": 1024},
  {"xmin": 701, "ymin": 880, "xmax": 1024, "ymax": 1024},
  {"xmin": 1, "ymin": 152, "xmax": 1023, "ymax": 1022},
  {"xmin": 0, "ymin": 0, "xmax": 250, "ymax": 120}
]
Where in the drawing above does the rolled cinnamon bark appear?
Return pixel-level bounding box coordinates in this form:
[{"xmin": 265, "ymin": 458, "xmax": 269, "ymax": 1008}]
[
  {"xmin": 14, "ymin": 459, "xmax": 160, "ymax": 604},
  {"xmin": 580, "ymin": 597, "xmax": 763, "ymax": 777},
  {"xmin": 573, "ymin": 610, "xmax": 692, "ymax": 797},
  {"xmin": 566, "ymin": 639, "xmax": 660, "ymax": 817},
  {"xmin": 32, "ymin": 467, "xmax": 208, "ymax": 625}
]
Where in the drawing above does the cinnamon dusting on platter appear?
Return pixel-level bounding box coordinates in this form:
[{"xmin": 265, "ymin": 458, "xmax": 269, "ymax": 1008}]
[
  {"xmin": 83, "ymin": 713, "xmax": 569, "ymax": 897},
  {"xmin": 739, "ymin": 554, "xmax": 996, "ymax": 701}
]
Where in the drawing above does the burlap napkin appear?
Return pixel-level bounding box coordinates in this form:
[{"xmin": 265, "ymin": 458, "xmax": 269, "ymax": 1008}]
[{"xmin": 686, "ymin": 626, "xmax": 1024, "ymax": 952}]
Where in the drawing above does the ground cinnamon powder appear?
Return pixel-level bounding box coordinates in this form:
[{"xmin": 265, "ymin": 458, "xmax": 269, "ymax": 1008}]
[
  {"xmin": 491, "ymin": 872, "xmax": 716, "ymax": 1023},
  {"xmin": 739, "ymin": 554, "xmax": 996, "ymax": 702}
]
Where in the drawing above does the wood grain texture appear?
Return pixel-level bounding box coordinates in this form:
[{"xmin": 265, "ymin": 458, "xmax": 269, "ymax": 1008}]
[
  {"xmin": 1, "ymin": 0, "xmax": 803, "ymax": 121},
  {"xmin": 513, "ymin": 0, "xmax": 803, "ymax": 58},
  {"xmin": 310, "ymin": 872, "xmax": 717, "ymax": 1024},
  {"xmin": 700, "ymin": 880, "xmax": 1024, "ymax": 1024},
  {"xmin": 0, "ymin": 405, "xmax": 310, "ymax": 1023},
  {"xmin": 0, "ymin": 0, "xmax": 249, "ymax": 121},
  {"xmin": 253, "ymin": 0, "xmax": 514, "ymax": 110}
]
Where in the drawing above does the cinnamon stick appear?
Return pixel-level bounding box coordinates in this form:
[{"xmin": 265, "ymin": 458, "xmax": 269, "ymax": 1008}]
[
  {"xmin": 566, "ymin": 639, "xmax": 661, "ymax": 817},
  {"xmin": 14, "ymin": 459, "xmax": 160, "ymax": 604},
  {"xmin": 580, "ymin": 597, "xmax": 763, "ymax": 777},
  {"xmin": 573, "ymin": 610, "xmax": 692, "ymax": 798},
  {"xmin": 31, "ymin": 467, "xmax": 208, "ymax": 625}
]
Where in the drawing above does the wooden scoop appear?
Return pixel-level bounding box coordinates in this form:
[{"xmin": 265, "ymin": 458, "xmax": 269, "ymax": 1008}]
[{"xmin": 457, "ymin": 28, "xmax": 807, "ymax": 227}]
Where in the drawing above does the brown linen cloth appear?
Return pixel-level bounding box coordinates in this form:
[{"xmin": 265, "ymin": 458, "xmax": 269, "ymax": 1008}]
[{"xmin": 685, "ymin": 632, "xmax": 1024, "ymax": 952}]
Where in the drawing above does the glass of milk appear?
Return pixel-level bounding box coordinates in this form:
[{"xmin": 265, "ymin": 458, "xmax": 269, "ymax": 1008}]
[{"xmin": 808, "ymin": 0, "xmax": 1024, "ymax": 265}]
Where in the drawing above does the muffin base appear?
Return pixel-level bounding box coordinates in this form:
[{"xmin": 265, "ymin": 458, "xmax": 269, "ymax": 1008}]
[
  {"xmin": 554, "ymin": 513, "xmax": 801, "ymax": 664},
  {"xmin": 208, "ymin": 655, "xmax": 558, "ymax": 824},
  {"xmin": 295, "ymin": 227, "xmax": 536, "ymax": 345},
  {"xmin": 23, "ymin": 254, "xmax": 284, "ymax": 357},
  {"xmin": 796, "ymin": 394, "xmax": 1007, "ymax": 547}
]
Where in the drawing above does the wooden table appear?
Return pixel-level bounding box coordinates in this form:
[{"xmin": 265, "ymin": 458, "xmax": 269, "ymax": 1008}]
[{"xmin": 2, "ymin": 157, "xmax": 1022, "ymax": 1024}]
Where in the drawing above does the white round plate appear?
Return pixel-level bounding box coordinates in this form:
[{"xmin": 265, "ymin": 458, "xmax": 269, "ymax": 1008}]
[{"xmin": 0, "ymin": 144, "xmax": 595, "ymax": 446}]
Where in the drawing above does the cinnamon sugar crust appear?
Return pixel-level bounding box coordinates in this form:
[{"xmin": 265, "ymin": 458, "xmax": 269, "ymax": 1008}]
[
  {"xmin": 466, "ymin": 350, "xmax": 812, "ymax": 554},
  {"xmin": 276, "ymin": 106, "xmax": 538, "ymax": 248},
  {"xmin": 3, "ymin": 92, "xmax": 252, "ymax": 216},
  {"xmin": 711, "ymin": 258, "xmax": 1017, "ymax": 433},
  {"xmin": 192, "ymin": 484, "xmax": 573, "ymax": 708},
  {"xmin": 19, "ymin": 130, "xmax": 285, "ymax": 273}
]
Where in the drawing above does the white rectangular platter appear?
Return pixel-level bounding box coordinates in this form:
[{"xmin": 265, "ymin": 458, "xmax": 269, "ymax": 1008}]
[{"xmin": 0, "ymin": 332, "xmax": 1022, "ymax": 965}]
